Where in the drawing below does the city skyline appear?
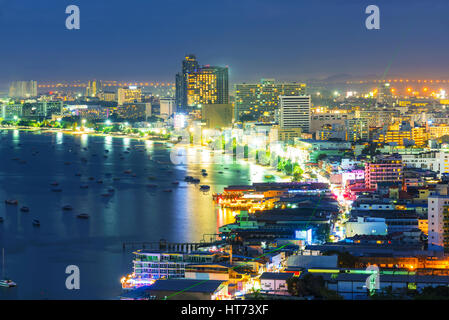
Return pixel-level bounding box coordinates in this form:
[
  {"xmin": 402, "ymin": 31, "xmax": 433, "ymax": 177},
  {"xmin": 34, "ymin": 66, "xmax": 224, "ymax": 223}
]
[{"xmin": 0, "ymin": 0, "xmax": 449, "ymax": 87}]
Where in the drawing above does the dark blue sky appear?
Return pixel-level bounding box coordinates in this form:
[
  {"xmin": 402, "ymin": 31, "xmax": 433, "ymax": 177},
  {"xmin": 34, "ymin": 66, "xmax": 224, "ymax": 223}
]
[{"xmin": 0, "ymin": 0, "xmax": 448, "ymax": 84}]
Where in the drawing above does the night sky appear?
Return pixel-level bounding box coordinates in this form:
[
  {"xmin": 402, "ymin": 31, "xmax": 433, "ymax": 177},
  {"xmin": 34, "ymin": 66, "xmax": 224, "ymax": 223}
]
[{"xmin": 0, "ymin": 0, "xmax": 448, "ymax": 85}]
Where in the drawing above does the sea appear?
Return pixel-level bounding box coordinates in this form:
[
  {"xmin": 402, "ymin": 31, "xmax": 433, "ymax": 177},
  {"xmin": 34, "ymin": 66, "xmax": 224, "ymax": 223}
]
[{"xmin": 0, "ymin": 129, "xmax": 279, "ymax": 299}]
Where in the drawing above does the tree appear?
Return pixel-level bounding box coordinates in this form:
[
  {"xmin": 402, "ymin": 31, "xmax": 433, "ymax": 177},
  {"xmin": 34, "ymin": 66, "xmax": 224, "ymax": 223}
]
[{"xmin": 287, "ymin": 274, "xmax": 342, "ymax": 300}]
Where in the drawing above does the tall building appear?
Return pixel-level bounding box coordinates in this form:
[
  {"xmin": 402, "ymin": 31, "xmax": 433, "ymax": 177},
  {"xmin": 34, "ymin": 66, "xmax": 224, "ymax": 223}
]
[
  {"xmin": 117, "ymin": 86, "xmax": 142, "ymax": 106},
  {"xmin": 428, "ymin": 193, "xmax": 449, "ymax": 252},
  {"xmin": 175, "ymin": 55, "xmax": 228, "ymax": 109},
  {"xmin": 364, "ymin": 155, "xmax": 403, "ymax": 190},
  {"xmin": 86, "ymin": 80, "xmax": 101, "ymax": 97},
  {"xmin": 279, "ymin": 95, "xmax": 311, "ymax": 133},
  {"xmin": 377, "ymin": 82, "xmax": 393, "ymax": 104},
  {"xmin": 176, "ymin": 55, "xmax": 200, "ymax": 109},
  {"xmin": 159, "ymin": 97, "xmax": 176, "ymax": 119},
  {"xmin": 9, "ymin": 81, "xmax": 37, "ymax": 98},
  {"xmin": 186, "ymin": 66, "xmax": 228, "ymax": 107},
  {"xmin": 235, "ymin": 79, "xmax": 306, "ymax": 121}
]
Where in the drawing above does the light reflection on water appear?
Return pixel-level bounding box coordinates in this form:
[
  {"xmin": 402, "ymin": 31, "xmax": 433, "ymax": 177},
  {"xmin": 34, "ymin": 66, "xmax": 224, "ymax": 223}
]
[{"xmin": 0, "ymin": 130, "xmax": 277, "ymax": 299}]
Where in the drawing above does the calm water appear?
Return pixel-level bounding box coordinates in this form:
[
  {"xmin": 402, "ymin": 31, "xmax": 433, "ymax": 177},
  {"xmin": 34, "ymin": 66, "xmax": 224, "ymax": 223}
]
[{"xmin": 0, "ymin": 130, "xmax": 277, "ymax": 299}]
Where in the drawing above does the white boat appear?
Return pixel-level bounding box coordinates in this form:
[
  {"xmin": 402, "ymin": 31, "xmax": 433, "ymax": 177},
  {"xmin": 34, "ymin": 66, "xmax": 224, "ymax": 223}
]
[{"xmin": 0, "ymin": 248, "xmax": 16, "ymax": 288}]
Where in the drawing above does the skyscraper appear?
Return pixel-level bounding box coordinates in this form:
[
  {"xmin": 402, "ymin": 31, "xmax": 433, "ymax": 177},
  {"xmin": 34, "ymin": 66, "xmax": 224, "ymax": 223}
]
[
  {"xmin": 279, "ymin": 95, "xmax": 311, "ymax": 133},
  {"xmin": 175, "ymin": 55, "xmax": 199, "ymax": 109},
  {"xmin": 175, "ymin": 55, "xmax": 228, "ymax": 109},
  {"xmin": 235, "ymin": 79, "xmax": 306, "ymax": 121},
  {"xmin": 86, "ymin": 80, "xmax": 102, "ymax": 97},
  {"xmin": 9, "ymin": 81, "xmax": 38, "ymax": 98},
  {"xmin": 187, "ymin": 66, "xmax": 228, "ymax": 106}
]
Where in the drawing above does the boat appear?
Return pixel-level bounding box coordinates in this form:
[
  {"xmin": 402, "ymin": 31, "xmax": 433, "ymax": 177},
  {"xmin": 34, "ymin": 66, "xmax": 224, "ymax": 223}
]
[
  {"xmin": 172, "ymin": 181, "xmax": 179, "ymax": 185},
  {"xmin": 202, "ymin": 172, "xmax": 208, "ymax": 176},
  {"xmin": 0, "ymin": 217, "xmax": 3, "ymax": 223},
  {"xmin": 77, "ymin": 213, "xmax": 89, "ymax": 219},
  {"xmin": 20, "ymin": 206, "xmax": 30, "ymax": 212},
  {"xmin": 50, "ymin": 182, "xmax": 59, "ymax": 186},
  {"xmin": 184, "ymin": 176, "xmax": 194, "ymax": 182},
  {"xmin": 201, "ymin": 169, "xmax": 207, "ymax": 173},
  {"xmin": 191, "ymin": 178, "xmax": 200, "ymax": 184},
  {"xmin": 4, "ymin": 200, "xmax": 18, "ymax": 205},
  {"xmin": 32, "ymin": 219, "xmax": 40, "ymax": 226},
  {"xmin": 0, "ymin": 249, "xmax": 16, "ymax": 288},
  {"xmin": 199, "ymin": 185, "xmax": 211, "ymax": 191},
  {"xmin": 163, "ymin": 189, "xmax": 172, "ymax": 193},
  {"xmin": 62, "ymin": 205, "xmax": 73, "ymax": 211},
  {"xmin": 124, "ymin": 170, "xmax": 132, "ymax": 174}
]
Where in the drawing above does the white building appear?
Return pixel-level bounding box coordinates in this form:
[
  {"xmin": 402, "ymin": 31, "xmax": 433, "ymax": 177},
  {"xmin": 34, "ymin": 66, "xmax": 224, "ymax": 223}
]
[
  {"xmin": 279, "ymin": 95, "xmax": 311, "ymax": 133},
  {"xmin": 159, "ymin": 97, "xmax": 176, "ymax": 119},
  {"xmin": 402, "ymin": 151, "xmax": 449, "ymax": 176},
  {"xmin": 428, "ymin": 194, "xmax": 449, "ymax": 251},
  {"xmin": 345, "ymin": 217, "xmax": 388, "ymax": 238}
]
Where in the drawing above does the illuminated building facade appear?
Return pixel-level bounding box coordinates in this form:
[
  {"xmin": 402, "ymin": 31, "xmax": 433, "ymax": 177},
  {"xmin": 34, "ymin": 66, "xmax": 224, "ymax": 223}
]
[
  {"xmin": 279, "ymin": 95, "xmax": 311, "ymax": 133},
  {"xmin": 117, "ymin": 87, "xmax": 142, "ymax": 106},
  {"xmin": 364, "ymin": 155, "xmax": 403, "ymax": 189},
  {"xmin": 186, "ymin": 66, "xmax": 228, "ymax": 107},
  {"xmin": 234, "ymin": 79, "xmax": 306, "ymax": 121},
  {"xmin": 175, "ymin": 54, "xmax": 200, "ymax": 109}
]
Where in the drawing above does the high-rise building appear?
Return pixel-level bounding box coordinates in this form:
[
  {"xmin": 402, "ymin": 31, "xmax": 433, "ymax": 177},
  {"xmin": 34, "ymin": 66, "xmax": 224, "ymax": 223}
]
[
  {"xmin": 117, "ymin": 86, "xmax": 142, "ymax": 106},
  {"xmin": 86, "ymin": 80, "xmax": 101, "ymax": 97},
  {"xmin": 235, "ymin": 79, "xmax": 306, "ymax": 121},
  {"xmin": 9, "ymin": 81, "xmax": 38, "ymax": 98},
  {"xmin": 279, "ymin": 95, "xmax": 311, "ymax": 133},
  {"xmin": 176, "ymin": 55, "xmax": 200, "ymax": 109},
  {"xmin": 364, "ymin": 155, "xmax": 403, "ymax": 190},
  {"xmin": 377, "ymin": 82, "xmax": 393, "ymax": 104},
  {"xmin": 175, "ymin": 55, "xmax": 228, "ymax": 109},
  {"xmin": 428, "ymin": 192, "xmax": 449, "ymax": 252},
  {"xmin": 160, "ymin": 97, "xmax": 176, "ymax": 119},
  {"xmin": 186, "ymin": 66, "xmax": 228, "ymax": 107}
]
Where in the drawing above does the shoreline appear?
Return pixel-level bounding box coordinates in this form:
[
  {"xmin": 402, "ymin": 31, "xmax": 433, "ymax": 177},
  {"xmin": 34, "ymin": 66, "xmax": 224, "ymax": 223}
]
[{"xmin": 1, "ymin": 125, "xmax": 289, "ymax": 182}]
